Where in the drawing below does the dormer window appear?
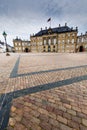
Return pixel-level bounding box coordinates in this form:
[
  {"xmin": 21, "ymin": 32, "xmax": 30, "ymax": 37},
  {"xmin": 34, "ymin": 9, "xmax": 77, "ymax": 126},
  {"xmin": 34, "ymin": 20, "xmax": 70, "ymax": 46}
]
[{"xmin": 48, "ymin": 28, "xmax": 52, "ymax": 34}]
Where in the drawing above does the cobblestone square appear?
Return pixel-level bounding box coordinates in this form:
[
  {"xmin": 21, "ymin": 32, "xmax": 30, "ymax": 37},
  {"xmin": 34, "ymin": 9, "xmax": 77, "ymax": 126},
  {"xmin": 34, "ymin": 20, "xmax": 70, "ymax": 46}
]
[{"xmin": 0, "ymin": 53, "xmax": 87, "ymax": 130}]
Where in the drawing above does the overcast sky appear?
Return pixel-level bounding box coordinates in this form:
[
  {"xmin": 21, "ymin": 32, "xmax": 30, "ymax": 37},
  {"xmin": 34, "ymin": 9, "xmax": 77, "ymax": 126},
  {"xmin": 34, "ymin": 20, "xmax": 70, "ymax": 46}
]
[{"xmin": 0, "ymin": 0, "xmax": 87, "ymax": 46}]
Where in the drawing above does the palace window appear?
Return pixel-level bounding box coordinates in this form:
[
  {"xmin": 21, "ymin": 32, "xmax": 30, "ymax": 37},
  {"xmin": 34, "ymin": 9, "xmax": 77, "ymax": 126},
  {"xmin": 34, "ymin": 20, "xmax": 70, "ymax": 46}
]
[
  {"xmin": 85, "ymin": 45, "xmax": 87, "ymax": 48},
  {"xmin": 19, "ymin": 43, "xmax": 21, "ymax": 46},
  {"xmin": 19, "ymin": 47, "xmax": 21, "ymax": 50},
  {"xmin": 15, "ymin": 47, "xmax": 18, "ymax": 50},
  {"xmin": 72, "ymin": 33, "xmax": 75, "ymax": 36},
  {"xmin": 72, "ymin": 39, "xmax": 74, "ymax": 44},
  {"xmin": 62, "ymin": 40, "xmax": 65, "ymax": 44},
  {"xmin": 82, "ymin": 38, "xmax": 84, "ymax": 42},
  {"xmin": 62, "ymin": 34, "xmax": 65, "ymax": 38},
  {"xmin": 32, "ymin": 42, "xmax": 36, "ymax": 46},
  {"xmin": 48, "ymin": 39, "xmax": 51, "ymax": 45},
  {"xmin": 22, "ymin": 43, "xmax": 24, "ymax": 46},
  {"xmin": 67, "ymin": 39, "xmax": 70, "ymax": 44},
  {"xmin": 62, "ymin": 45, "xmax": 64, "ymax": 48},
  {"xmin": 58, "ymin": 40, "xmax": 60, "ymax": 44},
  {"xmin": 44, "ymin": 40, "xmax": 46, "ymax": 45},
  {"xmin": 15, "ymin": 43, "xmax": 17, "ymax": 46},
  {"xmin": 68, "ymin": 34, "xmax": 70, "ymax": 37},
  {"xmin": 53, "ymin": 38, "xmax": 56, "ymax": 45},
  {"xmin": 39, "ymin": 42, "xmax": 42, "ymax": 45}
]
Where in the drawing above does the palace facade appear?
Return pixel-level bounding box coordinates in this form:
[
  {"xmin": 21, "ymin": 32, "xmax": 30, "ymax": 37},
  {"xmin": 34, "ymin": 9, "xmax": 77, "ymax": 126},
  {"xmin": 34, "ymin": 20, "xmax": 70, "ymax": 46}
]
[
  {"xmin": 13, "ymin": 37, "xmax": 31, "ymax": 52},
  {"xmin": 13, "ymin": 23, "xmax": 87, "ymax": 53},
  {"xmin": 30, "ymin": 23, "xmax": 78, "ymax": 53},
  {"xmin": 76, "ymin": 32, "xmax": 87, "ymax": 52}
]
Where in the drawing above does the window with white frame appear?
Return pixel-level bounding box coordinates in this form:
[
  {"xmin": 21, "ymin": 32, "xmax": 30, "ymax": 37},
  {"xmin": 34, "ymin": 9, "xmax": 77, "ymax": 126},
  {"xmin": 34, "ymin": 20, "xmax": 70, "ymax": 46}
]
[
  {"xmin": 63, "ymin": 34, "xmax": 65, "ymax": 38},
  {"xmin": 85, "ymin": 45, "xmax": 87, "ymax": 48},
  {"xmin": 82, "ymin": 37, "xmax": 83, "ymax": 42},
  {"xmin": 72, "ymin": 33, "xmax": 75, "ymax": 36},
  {"xmin": 19, "ymin": 43, "xmax": 21, "ymax": 46},
  {"xmin": 44, "ymin": 40, "xmax": 46, "ymax": 45},
  {"xmin": 22, "ymin": 43, "xmax": 24, "ymax": 46},
  {"xmin": 48, "ymin": 39, "xmax": 51, "ymax": 45},
  {"xmin": 72, "ymin": 39, "xmax": 74, "ymax": 44},
  {"xmin": 58, "ymin": 40, "xmax": 60, "ymax": 44},
  {"xmin": 68, "ymin": 34, "xmax": 70, "ymax": 37},
  {"xmin": 77, "ymin": 39, "xmax": 79, "ymax": 43},
  {"xmin": 62, "ymin": 40, "xmax": 64, "ymax": 44},
  {"xmin": 62, "ymin": 45, "xmax": 64, "ymax": 48},
  {"xmin": 15, "ymin": 42, "xmax": 17, "ymax": 46},
  {"xmin": 39, "ymin": 42, "xmax": 42, "ymax": 45},
  {"xmin": 23, "ymin": 47, "xmax": 25, "ymax": 50},
  {"xmin": 19, "ymin": 47, "xmax": 21, "ymax": 50},
  {"xmin": 15, "ymin": 47, "xmax": 18, "ymax": 50},
  {"xmin": 32, "ymin": 42, "xmax": 36, "ymax": 46},
  {"xmin": 53, "ymin": 38, "xmax": 56, "ymax": 45},
  {"xmin": 67, "ymin": 39, "xmax": 70, "ymax": 44}
]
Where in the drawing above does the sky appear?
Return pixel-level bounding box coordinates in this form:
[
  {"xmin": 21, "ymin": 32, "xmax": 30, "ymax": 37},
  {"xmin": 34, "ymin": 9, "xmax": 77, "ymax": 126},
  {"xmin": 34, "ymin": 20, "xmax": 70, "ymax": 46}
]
[{"xmin": 0, "ymin": 0, "xmax": 87, "ymax": 46}]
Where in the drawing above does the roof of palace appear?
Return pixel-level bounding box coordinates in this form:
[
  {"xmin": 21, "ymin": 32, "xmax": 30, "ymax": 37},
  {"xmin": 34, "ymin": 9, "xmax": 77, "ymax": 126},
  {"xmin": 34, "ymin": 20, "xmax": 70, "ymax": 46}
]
[{"xmin": 34, "ymin": 26, "xmax": 77, "ymax": 37}]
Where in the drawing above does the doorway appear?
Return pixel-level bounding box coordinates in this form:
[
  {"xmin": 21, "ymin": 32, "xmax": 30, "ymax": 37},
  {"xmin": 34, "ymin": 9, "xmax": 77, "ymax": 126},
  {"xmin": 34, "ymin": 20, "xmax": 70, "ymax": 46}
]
[
  {"xmin": 79, "ymin": 46, "xmax": 84, "ymax": 52},
  {"xmin": 25, "ymin": 48, "xmax": 29, "ymax": 52}
]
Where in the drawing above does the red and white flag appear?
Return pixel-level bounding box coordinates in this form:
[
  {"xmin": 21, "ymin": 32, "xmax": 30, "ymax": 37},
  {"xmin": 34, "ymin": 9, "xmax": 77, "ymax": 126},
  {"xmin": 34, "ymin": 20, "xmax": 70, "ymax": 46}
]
[{"xmin": 47, "ymin": 18, "xmax": 51, "ymax": 22}]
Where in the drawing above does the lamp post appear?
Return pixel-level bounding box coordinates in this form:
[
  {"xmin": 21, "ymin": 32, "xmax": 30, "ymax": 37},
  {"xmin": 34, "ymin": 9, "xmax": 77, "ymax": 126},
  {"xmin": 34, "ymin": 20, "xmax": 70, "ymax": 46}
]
[{"xmin": 2, "ymin": 31, "xmax": 9, "ymax": 56}]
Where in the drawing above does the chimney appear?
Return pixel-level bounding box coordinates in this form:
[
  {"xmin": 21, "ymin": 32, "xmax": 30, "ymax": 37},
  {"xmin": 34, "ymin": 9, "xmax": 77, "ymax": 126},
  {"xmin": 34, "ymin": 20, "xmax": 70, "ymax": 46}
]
[
  {"xmin": 45, "ymin": 27, "xmax": 47, "ymax": 30},
  {"xmin": 85, "ymin": 31, "xmax": 87, "ymax": 35},
  {"xmin": 81, "ymin": 33, "xmax": 83, "ymax": 36},
  {"xmin": 16, "ymin": 36, "xmax": 18, "ymax": 40},
  {"xmin": 71, "ymin": 27, "xmax": 73, "ymax": 30},
  {"xmin": 41, "ymin": 27, "xmax": 42, "ymax": 31},
  {"xmin": 59, "ymin": 24, "xmax": 61, "ymax": 27},
  {"xmin": 76, "ymin": 27, "xmax": 78, "ymax": 31},
  {"xmin": 65, "ymin": 23, "xmax": 67, "ymax": 26}
]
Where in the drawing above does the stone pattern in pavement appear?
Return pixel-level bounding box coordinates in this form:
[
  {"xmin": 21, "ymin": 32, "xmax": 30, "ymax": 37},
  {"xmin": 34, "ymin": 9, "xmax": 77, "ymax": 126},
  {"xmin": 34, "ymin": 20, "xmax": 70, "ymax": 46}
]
[
  {"xmin": 0, "ymin": 53, "xmax": 87, "ymax": 130},
  {"xmin": 7, "ymin": 80, "xmax": 87, "ymax": 130}
]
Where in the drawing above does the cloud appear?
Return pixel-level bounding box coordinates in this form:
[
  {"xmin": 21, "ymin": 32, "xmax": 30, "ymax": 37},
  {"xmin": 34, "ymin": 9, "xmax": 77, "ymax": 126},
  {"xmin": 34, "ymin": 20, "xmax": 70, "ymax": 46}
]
[{"xmin": 0, "ymin": 0, "xmax": 87, "ymax": 46}]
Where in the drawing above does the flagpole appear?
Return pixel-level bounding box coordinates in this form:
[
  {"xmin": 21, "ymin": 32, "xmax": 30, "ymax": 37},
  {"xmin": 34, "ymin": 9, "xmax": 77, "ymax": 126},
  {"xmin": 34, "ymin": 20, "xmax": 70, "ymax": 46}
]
[
  {"xmin": 47, "ymin": 18, "xmax": 51, "ymax": 28},
  {"xmin": 50, "ymin": 20, "xmax": 51, "ymax": 28}
]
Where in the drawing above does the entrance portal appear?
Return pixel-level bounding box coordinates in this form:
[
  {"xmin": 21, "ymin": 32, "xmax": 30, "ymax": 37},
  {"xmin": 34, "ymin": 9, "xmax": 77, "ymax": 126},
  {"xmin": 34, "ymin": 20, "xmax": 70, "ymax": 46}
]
[
  {"xmin": 25, "ymin": 48, "xmax": 29, "ymax": 52},
  {"xmin": 79, "ymin": 46, "xmax": 84, "ymax": 52},
  {"xmin": 48, "ymin": 46, "xmax": 50, "ymax": 52}
]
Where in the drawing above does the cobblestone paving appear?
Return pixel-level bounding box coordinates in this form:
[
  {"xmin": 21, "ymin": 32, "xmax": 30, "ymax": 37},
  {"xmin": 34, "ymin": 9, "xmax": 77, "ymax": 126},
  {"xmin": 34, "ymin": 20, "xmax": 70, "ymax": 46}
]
[{"xmin": 0, "ymin": 53, "xmax": 87, "ymax": 130}]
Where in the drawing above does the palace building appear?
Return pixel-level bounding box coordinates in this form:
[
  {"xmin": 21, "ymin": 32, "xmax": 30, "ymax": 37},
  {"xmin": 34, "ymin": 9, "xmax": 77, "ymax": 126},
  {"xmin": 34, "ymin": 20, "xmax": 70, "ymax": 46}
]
[
  {"xmin": 77, "ymin": 32, "xmax": 87, "ymax": 52},
  {"xmin": 30, "ymin": 23, "xmax": 78, "ymax": 53},
  {"xmin": 13, "ymin": 37, "xmax": 31, "ymax": 52}
]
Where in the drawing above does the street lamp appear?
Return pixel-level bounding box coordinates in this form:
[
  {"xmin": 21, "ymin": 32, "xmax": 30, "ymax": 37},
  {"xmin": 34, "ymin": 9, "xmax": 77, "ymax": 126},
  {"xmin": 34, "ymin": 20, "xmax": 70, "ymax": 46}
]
[{"xmin": 2, "ymin": 31, "xmax": 9, "ymax": 56}]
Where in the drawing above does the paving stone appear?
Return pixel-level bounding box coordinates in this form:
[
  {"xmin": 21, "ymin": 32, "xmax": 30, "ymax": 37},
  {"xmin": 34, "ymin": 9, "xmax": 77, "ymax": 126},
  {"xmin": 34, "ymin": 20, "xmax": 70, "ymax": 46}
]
[
  {"xmin": 72, "ymin": 116, "xmax": 81, "ymax": 123},
  {"xmin": 49, "ymin": 118, "xmax": 59, "ymax": 127},
  {"xmin": 80, "ymin": 124, "xmax": 87, "ymax": 130},
  {"xmin": 68, "ymin": 120, "xmax": 79, "ymax": 130},
  {"xmin": 39, "ymin": 114, "xmax": 49, "ymax": 122},
  {"xmin": 11, "ymin": 106, "xmax": 16, "ymax": 112},
  {"xmin": 8, "ymin": 118, "xmax": 16, "ymax": 127},
  {"xmin": 40, "ymin": 122, "xmax": 51, "ymax": 130},
  {"xmin": 77, "ymin": 112, "xmax": 87, "ymax": 119},
  {"xmin": 57, "ymin": 115, "xmax": 67, "ymax": 125},
  {"xmin": 63, "ymin": 104, "xmax": 71, "ymax": 109},
  {"xmin": 58, "ymin": 105, "xmax": 66, "ymax": 112},
  {"xmin": 48, "ymin": 112, "xmax": 56, "ymax": 120},
  {"xmin": 82, "ymin": 119, "xmax": 87, "ymax": 127},
  {"xmin": 60, "ymin": 123, "xmax": 72, "ymax": 130},
  {"xmin": 38, "ymin": 108, "xmax": 49, "ymax": 115},
  {"xmin": 1, "ymin": 53, "xmax": 87, "ymax": 130},
  {"xmin": 14, "ymin": 123, "xmax": 27, "ymax": 130},
  {"xmin": 67, "ymin": 109, "xmax": 76, "ymax": 116},
  {"xmin": 72, "ymin": 106, "xmax": 81, "ymax": 112},
  {"xmin": 63, "ymin": 112, "xmax": 72, "ymax": 120}
]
